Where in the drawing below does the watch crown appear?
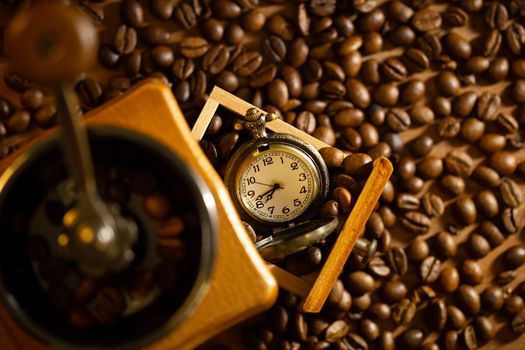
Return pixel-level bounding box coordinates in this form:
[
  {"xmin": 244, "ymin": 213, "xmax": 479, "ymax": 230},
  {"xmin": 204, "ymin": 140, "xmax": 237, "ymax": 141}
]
[{"xmin": 245, "ymin": 107, "xmax": 260, "ymax": 122}]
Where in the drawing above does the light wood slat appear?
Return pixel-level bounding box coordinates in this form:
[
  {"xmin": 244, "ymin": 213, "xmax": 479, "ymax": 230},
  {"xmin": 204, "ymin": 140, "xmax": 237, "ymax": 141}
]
[{"xmin": 301, "ymin": 157, "xmax": 394, "ymax": 312}]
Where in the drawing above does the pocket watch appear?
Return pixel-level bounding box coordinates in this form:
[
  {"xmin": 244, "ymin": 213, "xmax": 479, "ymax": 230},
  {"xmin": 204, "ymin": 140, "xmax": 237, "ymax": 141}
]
[{"xmin": 224, "ymin": 108, "xmax": 336, "ymax": 259}]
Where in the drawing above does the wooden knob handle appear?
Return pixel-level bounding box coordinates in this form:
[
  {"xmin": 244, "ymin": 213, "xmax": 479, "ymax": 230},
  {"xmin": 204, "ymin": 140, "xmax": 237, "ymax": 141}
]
[{"xmin": 4, "ymin": 2, "xmax": 98, "ymax": 83}]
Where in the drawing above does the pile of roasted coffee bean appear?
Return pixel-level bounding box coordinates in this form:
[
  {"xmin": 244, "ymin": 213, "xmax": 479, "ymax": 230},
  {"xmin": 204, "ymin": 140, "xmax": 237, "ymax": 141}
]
[
  {"xmin": 1, "ymin": 0, "xmax": 525, "ymax": 348},
  {"xmin": 26, "ymin": 164, "xmax": 192, "ymax": 330}
]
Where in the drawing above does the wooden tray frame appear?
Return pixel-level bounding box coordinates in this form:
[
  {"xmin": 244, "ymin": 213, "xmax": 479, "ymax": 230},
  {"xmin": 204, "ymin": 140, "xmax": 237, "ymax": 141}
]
[
  {"xmin": 0, "ymin": 80, "xmax": 278, "ymax": 350},
  {"xmin": 192, "ymin": 86, "xmax": 393, "ymax": 312}
]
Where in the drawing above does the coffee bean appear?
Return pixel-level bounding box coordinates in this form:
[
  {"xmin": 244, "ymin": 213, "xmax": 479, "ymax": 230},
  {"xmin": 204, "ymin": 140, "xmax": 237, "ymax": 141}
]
[
  {"xmin": 345, "ymin": 79, "xmax": 370, "ymax": 109},
  {"xmin": 119, "ymin": 0, "xmax": 145, "ymax": 28},
  {"xmin": 412, "ymin": 8, "xmax": 441, "ymax": 32},
  {"xmin": 441, "ymin": 175, "xmax": 466, "ymax": 197},
  {"xmin": 386, "ymin": 247, "xmax": 408, "ymax": 275},
  {"xmin": 114, "ymin": 25, "xmax": 137, "ymax": 55},
  {"xmin": 442, "ymin": 330, "xmax": 459, "ymax": 350},
  {"xmin": 6, "ymin": 110, "xmax": 30, "ymax": 134},
  {"xmin": 367, "ymin": 257, "xmax": 391, "ymax": 277},
  {"xmin": 506, "ymin": 23, "xmax": 525, "ymax": 55},
  {"xmin": 397, "ymin": 328, "xmax": 424, "ymax": 350},
  {"xmin": 503, "ymin": 245, "xmax": 525, "ymax": 269},
  {"xmin": 251, "ymin": 63, "xmax": 278, "ymax": 91},
  {"xmin": 425, "ymin": 298, "xmax": 447, "ymax": 330},
  {"xmin": 392, "ymin": 298, "xmax": 416, "ymax": 325},
  {"xmin": 373, "ymin": 83, "xmax": 399, "ymax": 107},
  {"xmin": 444, "ymin": 32, "xmax": 472, "ymax": 60},
  {"xmin": 386, "ymin": 108, "xmax": 411, "ymax": 132},
  {"xmin": 433, "ymin": 232, "xmax": 457, "ymax": 259},
  {"xmin": 512, "ymin": 308, "xmax": 525, "ymax": 334},
  {"xmin": 504, "ymin": 295, "xmax": 525, "ymax": 316},
  {"xmin": 454, "ymin": 196, "xmax": 477, "ymax": 225},
  {"xmin": 490, "ymin": 151, "xmax": 517, "ymax": 176},
  {"xmin": 150, "ymin": 0, "xmax": 177, "ymax": 20},
  {"xmin": 407, "ymin": 238, "xmax": 429, "ymax": 261},
  {"xmin": 467, "ymin": 233, "xmax": 491, "ymax": 258},
  {"xmin": 475, "ymin": 190, "xmax": 500, "ymax": 218},
  {"xmin": 396, "ymin": 193, "xmax": 420, "ymax": 211},
  {"xmin": 439, "ymin": 116, "xmax": 461, "ymax": 139},
  {"xmin": 325, "ymin": 320, "xmax": 350, "ymax": 342},
  {"xmin": 180, "ymin": 36, "xmax": 209, "ymax": 58},
  {"xmin": 410, "ymin": 105, "xmax": 434, "ymax": 125},
  {"xmin": 421, "ymin": 193, "xmax": 444, "ymax": 217},
  {"xmin": 480, "ymin": 285, "xmax": 504, "ymax": 312},
  {"xmin": 458, "ymin": 284, "xmax": 481, "ymax": 315},
  {"xmin": 345, "ymin": 271, "xmax": 375, "ymax": 295},
  {"xmin": 262, "ymin": 35, "xmax": 287, "ymax": 64},
  {"xmin": 381, "ymin": 57, "xmax": 407, "ymax": 82},
  {"xmin": 420, "ymin": 256, "xmax": 441, "ymax": 283},
  {"xmin": 379, "ymin": 331, "xmax": 395, "ymax": 350},
  {"xmin": 447, "ymin": 305, "xmax": 467, "ymax": 330},
  {"xmin": 343, "ymin": 153, "xmax": 372, "ymax": 179},
  {"xmin": 380, "ymin": 279, "xmax": 408, "ymax": 304},
  {"xmin": 437, "ymin": 71, "xmax": 462, "ymax": 97}
]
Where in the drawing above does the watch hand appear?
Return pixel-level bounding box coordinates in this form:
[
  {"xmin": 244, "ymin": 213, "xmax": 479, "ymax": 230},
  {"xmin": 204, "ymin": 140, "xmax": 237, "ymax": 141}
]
[
  {"xmin": 256, "ymin": 187, "xmax": 276, "ymax": 201},
  {"xmin": 265, "ymin": 184, "xmax": 284, "ymax": 202},
  {"xmin": 254, "ymin": 181, "xmax": 273, "ymax": 187}
]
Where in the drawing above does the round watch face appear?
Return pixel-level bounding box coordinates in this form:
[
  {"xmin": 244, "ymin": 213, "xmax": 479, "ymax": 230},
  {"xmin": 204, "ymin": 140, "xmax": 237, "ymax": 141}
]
[{"xmin": 235, "ymin": 145, "xmax": 319, "ymax": 223}]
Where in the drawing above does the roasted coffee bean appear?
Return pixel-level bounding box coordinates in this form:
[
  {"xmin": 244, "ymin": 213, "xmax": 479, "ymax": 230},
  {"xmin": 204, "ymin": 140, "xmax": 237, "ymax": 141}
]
[
  {"xmin": 121, "ymin": 0, "xmax": 144, "ymax": 28},
  {"xmin": 447, "ymin": 305, "xmax": 467, "ymax": 330},
  {"xmin": 462, "ymin": 325, "xmax": 477, "ymax": 350},
  {"xmin": 411, "ymin": 285, "xmax": 437, "ymax": 305},
  {"xmin": 345, "ymin": 271, "xmax": 375, "ymax": 295},
  {"xmin": 386, "ymin": 108, "xmax": 411, "ymax": 132},
  {"xmin": 343, "ymin": 153, "xmax": 372, "ymax": 179},
  {"xmin": 381, "ymin": 57, "xmax": 407, "ymax": 82},
  {"xmin": 380, "ymin": 279, "xmax": 408, "ymax": 304},
  {"xmin": 91, "ymin": 286, "xmax": 126, "ymax": 325},
  {"xmin": 366, "ymin": 212, "xmax": 384, "ymax": 238},
  {"xmin": 434, "ymin": 232, "xmax": 458, "ymax": 259},
  {"xmin": 403, "ymin": 47, "xmax": 430, "ymax": 73},
  {"xmin": 249, "ymin": 63, "xmax": 278, "ymax": 91},
  {"xmin": 319, "ymin": 147, "xmax": 345, "ymax": 168},
  {"xmin": 485, "ymin": 2, "xmax": 508, "ymax": 29},
  {"xmin": 407, "ymin": 238, "xmax": 429, "ymax": 261},
  {"xmin": 512, "ymin": 306, "xmax": 525, "ymax": 334},
  {"xmin": 374, "ymin": 83, "xmax": 399, "ymax": 107},
  {"xmin": 421, "ymin": 193, "xmax": 444, "ymax": 217},
  {"xmin": 409, "ymin": 135, "xmax": 433, "ymax": 158},
  {"xmin": 472, "ymin": 165, "xmax": 500, "ymax": 187},
  {"xmin": 437, "ymin": 71, "xmax": 461, "ymax": 97},
  {"xmin": 475, "ymin": 190, "xmax": 499, "ymax": 218},
  {"xmin": 386, "ymin": 247, "xmax": 408, "ymax": 275},
  {"xmin": 467, "ymin": 233, "xmax": 491, "ymax": 258},
  {"xmin": 150, "ymin": 0, "xmax": 177, "ymax": 20},
  {"xmin": 481, "ymin": 285, "xmax": 504, "ymax": 311},
  {"xmin": 490, "ymin": 151, "xmax": 517, "ymax": 176},
  {"xmin": 389, "ymin": 25, "xmax": 416, "ymax": 47},
  {"xmin": 4, "ymin": 72, "xmax": 29, "ymax": 92},
  {"xmin": 506, "ymin": 23, "xmax": 525, "ymax": 55},
  {"xmin": 476, "ymin": 92, "xmax": 501, "ymax": 121},
  {"xmin": 475, "ymin": 316, "xmax": 495, "ymax": 343},
  {"xmin": 454, "ymin": 196, "xmax": 477, "ymax": 225},
  {"xmin": 269, "ymin": 305, "xmax": 288, "ymax": 332},
  {"xmin": 202, "ymin": 45, "xmax": 229, "ymax": 74},
  {"xmin": 76, "ymin": 79, "xmax": 103, "ymax": 109},
  {"xmin": 417, "ymin": 156, "xmax": 443, "ymax": 179},
  {"xmin": 6, "ymin": 110, "xmax": 30, "ymax": 134},
  {"xmin": 345, "ymin": 79, "xmax": 370, "ymax": 109},
  {"xmin": 114, "ymin": 25, "xmax": 137, "ymax": 55},
  {"xmin": 266, "ymin": 14, "xmax": 294, "ymax": 41},
  {"xmin": 461, "ymin": 117, "xmax": 485, "ymax": 143},
  {"xmin": 410, "ymin": 105, "xmax": 434, "ymax": 125},
  {"xmin": 478, "ymin": 221, "xmax": 505, "ymax": 247},
  {"xmin": 401, "ymin": 79, "xmax": 425, "ymax": 105},
  {"xmin": 392, "ymin": 298, "xmax": 416, "ymax": 325},
  {"xmin": 412, "ymin": 8, "xmax": 441, "ymax": 32},
  {"xmin": 432, "ymin": 98, "xmax": 452, "ymax": 119},
  {"xmin": 441, "ymin": 175, "xmax": 466, "ymax": 196},
  {"xmin": 478, "ymin": 133, "xmax": 506, "ymax": 154},
  {"xmin": 420, "ymin": 256, "xmax": 441, "ymax": 283},
  {"xmin": 442, "ymin": 330, "xmax": 459, "ymax": 350},
  {"xmin": 504, "ymin": 295, "xmax": 525, "ymax": 316},
  {"xmin": 425, "ymin": 298, "xmax": 447, "ymax": 330},
  {"xmin": 444, "ymin": 32, "xmax": 472, "ymax": 60},
  {"xmin": 397, "ymin": 328, "xmax": 424, "ymax": 350},
  {"xmin": 21, "ymin": 88, "xmax": 44, "ymax": 111},
  {"xmin": 503, "ymin": 245, "xmax": 525, "ymax": 269},
  {"xmin": 443, "ymin": 6, "xmax": 468, "ymax": 27},
  {"xmin": 368, "ymin": 302, "xmax": 391, "ymax": 321},
  {"xmin": 396, "ymin": 193, "xmax": 420, "ymax": 211},
  {"xmin": 325, "ymin": 320, "xmax": 350, "ymax": 342},
  {"xmin": 458, "ymin": 284, "xmax": 481, "ymax": 315},
  {"xmin": 439, "ymin": 116, "xmax": 461, "ymax": 139},
  {"xmin": 262, "ymin": 35, "xmax": 286, "ymax": 64},
  {"xmin": 403, "ymin": 176, "xmax": 424, "ymax": 194},
  {"xmin": 512, "ymin": 79, "xmax": 525, "ymax": 103},
  {"xmin": 460, "ymin": 259, "xmax": 483, "ymax": 285},
  {"xmin": 180, "ymin": 36, "xmax": 209, "ymax": 58},
  {"xmin": 401, "ymin": 211, "xmax": 430, "ymax": 235},
  {"xmin": 151, "ymin": 45, "xmax": 174, "ymax": 68},
  {"xmin": 379, "ymin": 331, "xmax": 395, "ymax": 350}
]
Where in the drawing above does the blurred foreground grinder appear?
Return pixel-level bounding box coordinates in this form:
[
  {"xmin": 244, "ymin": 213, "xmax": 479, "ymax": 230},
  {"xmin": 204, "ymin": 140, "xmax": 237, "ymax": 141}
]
[{"xmin": 5, "ymin": 1, "xmax": 138, "ymax": 276}]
